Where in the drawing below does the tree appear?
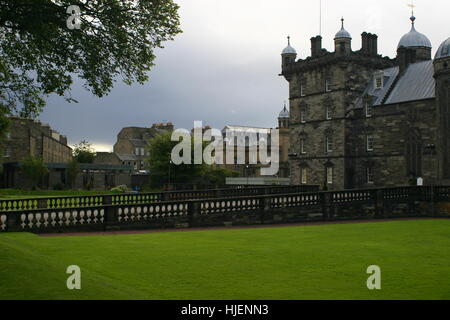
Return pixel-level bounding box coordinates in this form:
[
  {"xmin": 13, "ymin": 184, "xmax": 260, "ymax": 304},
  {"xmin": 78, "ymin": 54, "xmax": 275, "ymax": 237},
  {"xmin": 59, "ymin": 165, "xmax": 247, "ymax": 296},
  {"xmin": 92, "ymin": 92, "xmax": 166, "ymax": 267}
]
[
  {"xmin": 0, "ymin": 0, "xmax": 182, "ymax": 119},
  {"xmin": 146, "ymin": 132, "xmax": 238, "ymax": 188},
  {"xmin": 67, "ymin": 158, "xmax": 80, "ymax": 188},
  {"xmin": 73, "ymin": 140, "xmax": 96, "ymax": 163},
  {"xmin": 20, "ymin": 155, "xmax": 49, "ymax": 189}
]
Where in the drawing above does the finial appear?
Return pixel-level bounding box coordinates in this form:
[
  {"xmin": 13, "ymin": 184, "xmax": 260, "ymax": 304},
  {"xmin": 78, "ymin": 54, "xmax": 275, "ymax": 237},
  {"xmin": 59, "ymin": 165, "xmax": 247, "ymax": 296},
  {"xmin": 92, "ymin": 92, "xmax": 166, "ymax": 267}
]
[
  {"xmin": 284, "ymin": 101, "xmax": 287, "ymax": 109},
  {"xmin": 408, "ymin": 1, "xmax": 416, "ymax": 25},
  {"xmin": 341, "ymin": 17, "xmax": 344, "ymax": 29},
  {"xmin": 287, "ymin": 35, "xmax": 290, "ymax": 46}
]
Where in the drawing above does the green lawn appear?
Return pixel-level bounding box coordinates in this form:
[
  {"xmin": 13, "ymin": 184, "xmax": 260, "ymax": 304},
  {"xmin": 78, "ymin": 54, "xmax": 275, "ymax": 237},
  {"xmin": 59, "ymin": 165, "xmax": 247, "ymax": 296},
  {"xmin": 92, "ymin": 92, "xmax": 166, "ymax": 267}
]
[
  {"xmin": 0, "ymin": 189, "xmax": 115, "ymax": 200},
  {"xmin": 0, "ymin": 219, "xmax": 449, "ymax": 300}
]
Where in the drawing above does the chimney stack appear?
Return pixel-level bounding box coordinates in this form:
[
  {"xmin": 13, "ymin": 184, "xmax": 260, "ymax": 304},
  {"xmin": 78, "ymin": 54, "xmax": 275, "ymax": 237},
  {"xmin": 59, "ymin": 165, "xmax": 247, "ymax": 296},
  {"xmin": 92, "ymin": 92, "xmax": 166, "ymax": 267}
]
[
  {"xmin": 310, "ymin": 36, "xmax": 322, "ymax": 58},
  {"xmin": 361, "ymin": 33, "xmax": 378, "ymax": 56}
]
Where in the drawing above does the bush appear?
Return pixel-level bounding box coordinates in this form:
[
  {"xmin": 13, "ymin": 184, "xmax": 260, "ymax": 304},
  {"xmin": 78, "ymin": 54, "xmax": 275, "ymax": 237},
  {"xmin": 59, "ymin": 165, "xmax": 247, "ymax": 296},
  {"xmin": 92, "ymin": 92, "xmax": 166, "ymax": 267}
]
[
  {"xmin": 53, "ymin": 183, "xmax": 65, "ymax": 191},
  {"xmin": 111, "ymin": 185, "xmax": 129, "ymax": 193}
]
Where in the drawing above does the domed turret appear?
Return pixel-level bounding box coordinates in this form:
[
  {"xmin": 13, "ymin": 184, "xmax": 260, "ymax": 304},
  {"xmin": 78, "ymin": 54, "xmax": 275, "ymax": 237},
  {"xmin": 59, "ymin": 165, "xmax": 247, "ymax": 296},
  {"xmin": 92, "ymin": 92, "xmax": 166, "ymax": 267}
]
[
  {"xmin": 435, "ymin": 37, "xmax": 450, "ymax": 61},
  {"xmin": 334, "ymin": 18, "xmax": 352, "ymax": 40},
  {"xmin": 281, "ymin": 36, "xmax": 297, "ymax": 70},
  {"xmin": 398, "ymin": 16, "xmax": 431, "ymax": 49},
  {"xmin": 334, "ymin": 18, "xmax": 352, "ymax": 55},
  {"xmin": 278, "ymin": 102, "xmax": 290, "ymax": 129},
  {"xmin": 279, "ymin": 103, "xmax": 290, "ymax": 119},
  {"xmin": 397, "ymin": 16, "xmax": 431, "ymax": 61}
]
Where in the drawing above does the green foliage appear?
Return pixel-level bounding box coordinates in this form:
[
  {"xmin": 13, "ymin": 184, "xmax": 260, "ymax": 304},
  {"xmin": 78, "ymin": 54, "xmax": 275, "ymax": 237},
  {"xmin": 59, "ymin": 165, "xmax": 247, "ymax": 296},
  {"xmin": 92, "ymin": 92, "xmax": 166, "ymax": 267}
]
[
  {"xmin": 146, "ymin": 132, "xmax": 237, "ymax": 188},
  {"xmin": 201, "ymin": 166, "xmax": 239, "ymax": 186},
  {"xmin": 0, "ymin": 0, "xmax": 182, "ymax": 118},
  {"xmin": 110, "ymin": 185, "xmax": 129, "ymax": 193},
  {"xmin": 73, "ymin": 140, "xmax": 95, "ymax": 163},
  {"xmin": 1, "ymin": 220, "xmax": 450, "ymax": 299},
  {"xmin": 67, "ymin": 158, "xmax": 80, "ymax": 188},
  {"xmin": 146, "ymin": 131, "xmax": 205, "ymax": 188},
  {"xmin": 19, "ymin": 155, "xmax": 49, "ymax": 189}
]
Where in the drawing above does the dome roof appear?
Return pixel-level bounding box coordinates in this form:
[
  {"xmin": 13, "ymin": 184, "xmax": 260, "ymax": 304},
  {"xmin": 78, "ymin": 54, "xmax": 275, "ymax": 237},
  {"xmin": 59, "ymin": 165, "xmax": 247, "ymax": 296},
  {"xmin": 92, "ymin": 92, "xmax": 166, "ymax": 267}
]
[
  {"xmin": 279, "ymin": 104, "xmax": 290, "ymax": 118},
  {"xmin": 334, "ymin": 18, "xmax": 351, "ymax": 40},
  {"xmin": 398, "ymin": 16, "xmax": 431, "ymax": 49},
  {"xmin": 435, "ymin": 37, "xmax": 450, "ymax": 60},
  {"xmin": 282, "ymin": 36, "xmax": 297, "ymax": 55}
]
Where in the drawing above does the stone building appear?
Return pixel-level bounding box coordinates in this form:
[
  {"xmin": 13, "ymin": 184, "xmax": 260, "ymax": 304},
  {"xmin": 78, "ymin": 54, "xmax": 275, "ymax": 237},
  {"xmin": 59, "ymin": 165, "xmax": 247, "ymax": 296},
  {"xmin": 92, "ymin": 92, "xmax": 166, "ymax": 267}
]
[
  {"xmin": 112, "ymin": 122, "xmax": 174, "ymax": 171},
  {"xmin": 281, "ymin": 16, "xmax": 450, "ymax": 190},
  {"xmin": 218, "ymin": 119, "xmax": 290, "ymax": 178},
  {"xmin": 1, "ymin": 117, "xmax": 133, "ymax": 190},
  {"xmin": 3, "ymin": 117, "xmax": 72, "ymax": 164}
]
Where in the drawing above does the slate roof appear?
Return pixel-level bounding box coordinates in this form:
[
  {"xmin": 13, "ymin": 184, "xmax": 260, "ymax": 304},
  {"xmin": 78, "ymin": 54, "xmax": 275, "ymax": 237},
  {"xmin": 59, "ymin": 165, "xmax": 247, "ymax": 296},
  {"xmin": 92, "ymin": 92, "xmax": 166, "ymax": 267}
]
[{"xmin": 355, "ymin": 60, "xmax": 435, "ymax": 109}]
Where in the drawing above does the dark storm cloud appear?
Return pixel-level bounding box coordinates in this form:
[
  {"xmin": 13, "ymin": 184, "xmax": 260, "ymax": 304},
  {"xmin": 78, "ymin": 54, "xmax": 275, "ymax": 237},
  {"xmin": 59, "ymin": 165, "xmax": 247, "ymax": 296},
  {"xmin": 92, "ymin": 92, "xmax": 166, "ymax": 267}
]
[{"xmin": 38, "ymin": 0, "xmax": 450, "ymax": 151}]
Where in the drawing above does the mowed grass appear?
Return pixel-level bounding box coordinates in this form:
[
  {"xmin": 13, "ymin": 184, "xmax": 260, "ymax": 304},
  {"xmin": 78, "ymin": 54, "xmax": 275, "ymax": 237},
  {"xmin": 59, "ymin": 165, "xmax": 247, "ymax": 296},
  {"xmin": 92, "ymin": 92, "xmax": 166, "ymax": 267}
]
[
  {"xmin": 0, "ymin": 219, "xmax": 449, "ymax": 300},
  {"xmin": 0, "ymin": 189, "xmax": 115, "ymax": 200}
]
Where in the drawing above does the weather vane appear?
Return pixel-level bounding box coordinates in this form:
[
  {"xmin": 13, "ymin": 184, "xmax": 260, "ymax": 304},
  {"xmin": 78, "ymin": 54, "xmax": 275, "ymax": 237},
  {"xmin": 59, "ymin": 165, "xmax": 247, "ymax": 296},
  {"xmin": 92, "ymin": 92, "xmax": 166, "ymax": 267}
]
[{"xmin": 407, "ymin": 0, "xmax": 416, "ymax": 16}]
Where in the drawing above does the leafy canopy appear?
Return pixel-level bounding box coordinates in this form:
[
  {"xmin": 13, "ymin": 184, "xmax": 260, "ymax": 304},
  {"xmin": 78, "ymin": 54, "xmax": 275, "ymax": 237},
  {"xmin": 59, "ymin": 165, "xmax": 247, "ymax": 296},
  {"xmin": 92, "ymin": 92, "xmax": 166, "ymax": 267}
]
[
  {"xmin": 146, "ymin": 132, "xmax": 239, "ymax": 188},
  {"xmin": 73, "ymin": 139, "xmax": 96, "ymax": 163},
  {"xmin": 20, "ymin": 155, "xmax": 49, "ymax": 188},
  {"xmin": 0, "ymin": 0, "xmax": 182, "ymax": 118}
]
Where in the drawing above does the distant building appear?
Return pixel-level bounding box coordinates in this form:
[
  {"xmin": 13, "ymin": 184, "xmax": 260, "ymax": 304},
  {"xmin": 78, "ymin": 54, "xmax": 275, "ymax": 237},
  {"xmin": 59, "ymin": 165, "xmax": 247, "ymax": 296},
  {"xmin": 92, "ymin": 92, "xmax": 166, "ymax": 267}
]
[
  {"xmin": 281, "ymin": 16, "xmax": 450, "ymax": 189},
  {"xmin": 3, "ymin": 117, "xmax": 72, "ymax": 164},
  {"xmin": 218, "ymin": 117, "xmax": 290, "ymax": 178},
  {"xmin": 1, "ymin": 117, "xmax": 132, "ymax": 190},
  {"xmin": 112, "ymin": 122, "xmax": 174, "ymax": 171}
]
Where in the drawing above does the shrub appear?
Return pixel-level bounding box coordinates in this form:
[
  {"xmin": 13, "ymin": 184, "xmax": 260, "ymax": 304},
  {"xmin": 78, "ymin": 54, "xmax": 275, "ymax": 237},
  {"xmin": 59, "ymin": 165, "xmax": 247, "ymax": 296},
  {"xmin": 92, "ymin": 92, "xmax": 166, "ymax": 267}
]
[{"xmin": 111, "ymin": 185, "xmax": 129, "ymax": 193}]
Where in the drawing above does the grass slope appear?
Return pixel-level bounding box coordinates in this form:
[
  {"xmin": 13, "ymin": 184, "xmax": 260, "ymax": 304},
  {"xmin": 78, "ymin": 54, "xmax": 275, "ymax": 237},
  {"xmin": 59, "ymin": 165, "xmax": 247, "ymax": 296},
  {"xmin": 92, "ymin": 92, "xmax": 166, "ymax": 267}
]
[{"xmin": 0, "ymin": 219, "xmax": 449, "ymax": 300}]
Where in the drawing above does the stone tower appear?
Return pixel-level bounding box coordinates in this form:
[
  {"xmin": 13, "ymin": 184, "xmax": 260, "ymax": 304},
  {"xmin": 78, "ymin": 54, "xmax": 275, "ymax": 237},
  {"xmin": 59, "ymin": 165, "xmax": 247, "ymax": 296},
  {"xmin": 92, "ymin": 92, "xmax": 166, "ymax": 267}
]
[
  {"xmin": 433, "ymin": 37, "xmax": 450, "ymax": 181},
  {"xmin": 280, "ymin": 18, "xmax": 395, "ymax": 189}
]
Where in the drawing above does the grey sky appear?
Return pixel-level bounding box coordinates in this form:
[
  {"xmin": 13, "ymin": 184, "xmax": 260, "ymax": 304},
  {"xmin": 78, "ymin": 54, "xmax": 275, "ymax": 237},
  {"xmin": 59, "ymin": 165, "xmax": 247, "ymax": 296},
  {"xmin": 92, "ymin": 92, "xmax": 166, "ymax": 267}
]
[{"xmin": 39, "ymin": 0, "xmax": 450, "ymax": 151}]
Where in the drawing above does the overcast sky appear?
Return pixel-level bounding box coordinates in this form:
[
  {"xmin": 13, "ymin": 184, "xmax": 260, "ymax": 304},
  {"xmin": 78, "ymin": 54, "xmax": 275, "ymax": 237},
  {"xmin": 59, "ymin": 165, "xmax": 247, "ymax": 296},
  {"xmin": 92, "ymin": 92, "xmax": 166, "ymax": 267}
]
[{"xmin": 39, "ymin": 0, "xmax": 450, "ymax": 152}]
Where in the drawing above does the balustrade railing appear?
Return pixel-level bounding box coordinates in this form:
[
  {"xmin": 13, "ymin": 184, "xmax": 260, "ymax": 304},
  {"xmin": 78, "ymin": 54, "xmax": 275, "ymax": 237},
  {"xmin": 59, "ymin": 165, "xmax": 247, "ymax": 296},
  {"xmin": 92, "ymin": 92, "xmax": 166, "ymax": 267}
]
[{"xmin": 0, "ymin": 185, "xmax": 448, "ymax": 233}]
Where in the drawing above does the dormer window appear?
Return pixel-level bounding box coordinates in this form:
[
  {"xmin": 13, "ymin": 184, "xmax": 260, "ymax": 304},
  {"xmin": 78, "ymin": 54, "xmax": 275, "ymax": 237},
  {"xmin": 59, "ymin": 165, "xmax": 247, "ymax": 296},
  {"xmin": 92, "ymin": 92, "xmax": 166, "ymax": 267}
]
[{"xmin": 374, "ymin": 71, "xmax": 384, "ymax": 89}]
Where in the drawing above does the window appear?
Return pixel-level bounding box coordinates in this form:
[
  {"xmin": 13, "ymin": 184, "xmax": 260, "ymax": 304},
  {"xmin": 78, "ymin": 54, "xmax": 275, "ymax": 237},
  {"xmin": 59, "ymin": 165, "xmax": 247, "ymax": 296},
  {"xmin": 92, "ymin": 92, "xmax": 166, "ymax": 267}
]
[
  {"xmin": 365, "ymin": 102, "xmax": 373, "ymax": 117},
  {"xmin": 325, "ymin": 79, "xmax": 332, "ymax": 92},
  {"xmin": 326, "ymin": 106, "xmax": 332, "ymax": 120},
  {"xmin": 301, "ymin": 168, "xmax": 308, "ymax": 184},
  {"xmin": 300, "ymin": 109, "xmax": 306, "ymax": 123},
  {"xmin": 3, "ymin": 147, "xmax": 11, "ymax": 158},
  {"xmin": 326, "ymin": 136, "xmax": 333, "ymax": 153},
  {"xmin": 300, "ymin": 139, "xmax": 306, "ymax": 154},
  {"xmin": 5, "ymin": 132, "xmax": 11, "ymax": 140},
  {"xmin": 374, "ymin": 72, "xmax": 384, "ymax": 89},
  {"xmin": 327, "ymin": 167, "xmax": 333, "ymax": 184},
  {"xmin": 367, "ymin": 167, "xmax": 374, "ymax": 184},
  {"xmin": 366, "ymin": 135, "xmax": 374, "ymax": 152},
  {"xmin": 300, "ymin": 84, "xmax": 306, "ymax": 97}
]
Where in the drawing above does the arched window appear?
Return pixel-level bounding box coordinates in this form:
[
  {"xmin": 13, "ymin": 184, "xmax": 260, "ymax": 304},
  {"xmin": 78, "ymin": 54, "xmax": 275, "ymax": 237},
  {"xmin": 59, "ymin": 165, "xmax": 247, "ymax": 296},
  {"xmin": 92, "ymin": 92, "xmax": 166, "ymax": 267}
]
[{"xmin": 406, "ymin": 129, "xmax": 423, "ymax": 177}]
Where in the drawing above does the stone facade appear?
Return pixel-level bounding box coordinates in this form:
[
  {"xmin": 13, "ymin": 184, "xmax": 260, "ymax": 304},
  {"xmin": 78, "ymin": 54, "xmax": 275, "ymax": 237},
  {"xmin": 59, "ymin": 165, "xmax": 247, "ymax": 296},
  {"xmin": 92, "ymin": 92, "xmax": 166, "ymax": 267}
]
[
  {"xmin": 3, "ymin": 117, "xmax": 72, "ymax": 164},
  {"xmin": 282, "ymin": 18, "xmax": 450, "ymax": 190},
  {"xmin": 112, "ymin": 122, "xmax": 174, "ymax": 171}
]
